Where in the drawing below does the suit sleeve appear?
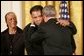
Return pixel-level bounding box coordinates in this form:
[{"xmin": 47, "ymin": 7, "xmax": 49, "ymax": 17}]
[
  {"xmin": 23, "ymin": 24, "xmax": 37, "ymax": 53},
  {"xmin": 1, "ymin": 33, "xmax": 5, "ymax": 55},
  {"xmin": 68, "ymin": 21, "xmax": 77, "ymax": 35},
  {"xmin": 71, "ymin": 36, "xmax": 76, "ymax": 53},
  {"xmin": 30, "ymin": 27, "xmax": 45, "ymax": 42},
  {"xmin": 68, "ymin": 21, "xmax": 77, "ymax": 53}
]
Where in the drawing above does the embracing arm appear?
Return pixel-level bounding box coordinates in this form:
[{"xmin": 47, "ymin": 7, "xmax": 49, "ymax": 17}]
[{"xmin": 30, "ymin": 27, "xmax": 45, "ymax": 42}]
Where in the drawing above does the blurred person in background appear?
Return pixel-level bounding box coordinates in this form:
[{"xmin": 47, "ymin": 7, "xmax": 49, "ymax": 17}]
[{"xmin": 1, "ymin": 12, "xmax": 24, "ymax": 55}]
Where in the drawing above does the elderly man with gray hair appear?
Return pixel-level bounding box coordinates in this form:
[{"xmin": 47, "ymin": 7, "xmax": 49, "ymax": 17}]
[{"xmin": 30, "ymin": 5, "xmax": 77, "ymax": 55}]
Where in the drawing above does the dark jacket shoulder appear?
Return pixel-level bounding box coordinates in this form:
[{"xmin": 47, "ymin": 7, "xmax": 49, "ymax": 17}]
[
  {"xmin": 1, "ymin": 26, "xmax": 23, "ymax": 34},
  {"xmin": 17, "ymin": 26, "xmax": 23, "ymax": 33},
  {"xmin": 23, "ymin": 23, "xmax": 31, "ymax": 31}
]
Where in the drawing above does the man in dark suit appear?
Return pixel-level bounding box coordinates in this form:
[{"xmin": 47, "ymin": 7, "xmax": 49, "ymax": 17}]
[
  {"xmin": 1, "ymin": 12, "xmax": 24, "ymax": 55},
  {"xmin": 30, "ymin": 5, "xmax": 77, "ymax": 55},
  {"xmin": 23, "ymin": 5, "xmax": 44, "ymax": 55}
]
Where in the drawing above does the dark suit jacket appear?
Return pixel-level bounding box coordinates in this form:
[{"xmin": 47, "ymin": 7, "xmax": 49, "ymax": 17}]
[
  {"xmin": 30, "ymin": 19, "xmax": 77, "ymax": 55},
  {"xmin": 23, "ymin": 23, "xmax": 44, "ymax": 55},
  {"xmin": 1, "ymin": 27, "xmax": 24, "ymax": 55}
]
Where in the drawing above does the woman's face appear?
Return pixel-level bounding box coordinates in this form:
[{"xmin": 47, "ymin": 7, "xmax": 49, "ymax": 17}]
[{"xmin": 6, "ymin": 13, "xmax": 17, "ymax": 28}]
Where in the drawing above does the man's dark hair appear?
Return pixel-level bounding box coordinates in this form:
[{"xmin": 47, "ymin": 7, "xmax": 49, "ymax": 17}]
[{"xmin": 30, "ymin": 5, "xmax": 43, "ymax": 14}]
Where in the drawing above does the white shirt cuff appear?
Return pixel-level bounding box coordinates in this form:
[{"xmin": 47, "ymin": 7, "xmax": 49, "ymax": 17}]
[{"xmin": 30, "ymin": 24, "xmax": 35, "ymax": 27}]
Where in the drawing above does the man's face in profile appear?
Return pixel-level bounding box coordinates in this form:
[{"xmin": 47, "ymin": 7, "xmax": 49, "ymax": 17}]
[{"xmin": 31, "ymin": 10, "xmax": 43, "ymax": 25}]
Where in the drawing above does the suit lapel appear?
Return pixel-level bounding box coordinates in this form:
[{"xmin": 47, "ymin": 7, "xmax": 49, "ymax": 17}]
[{"xmin": 5, "ymin": 29, "xmax": 10, "ymax": 48}]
